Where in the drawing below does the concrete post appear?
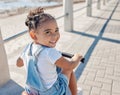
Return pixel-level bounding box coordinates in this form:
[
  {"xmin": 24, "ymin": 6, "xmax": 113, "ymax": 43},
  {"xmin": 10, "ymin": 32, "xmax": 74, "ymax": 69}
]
[
  {"xmin": 87, "ymin": 0, "xmax": 92, "ymax": 16},
  {"xmin": 103, "ymin": 0, "xmax": 106, "ymax": 5},
  {"xmin": 97, "ymin": 0, "xmax": 101, "ymax": 9},
  {"xmin": 63, "ymin": 0, "xmax": 73, "ymax": 32},
  {"xmin": 0, "ymin": 29, "xmax": 10, "ymax": 87}
]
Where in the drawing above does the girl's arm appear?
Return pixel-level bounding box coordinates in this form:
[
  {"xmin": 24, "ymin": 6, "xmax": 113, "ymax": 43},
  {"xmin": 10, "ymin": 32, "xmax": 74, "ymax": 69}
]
[
  {"xmin": 55, "ymin": 54, "xmax": 83, "ymax": 70},
  {"xmin": 16, "ymin": 57, "xmax": 24, "ymax": 67}
]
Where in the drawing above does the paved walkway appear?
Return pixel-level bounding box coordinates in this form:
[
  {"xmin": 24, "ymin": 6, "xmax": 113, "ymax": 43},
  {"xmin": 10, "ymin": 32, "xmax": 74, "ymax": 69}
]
[{"xmin": 0, "ymin": 0, "xmax": 120, "ymax": 95}]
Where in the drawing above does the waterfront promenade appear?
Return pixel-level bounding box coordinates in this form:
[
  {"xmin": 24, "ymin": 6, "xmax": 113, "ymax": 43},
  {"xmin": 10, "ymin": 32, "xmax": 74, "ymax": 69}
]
[{"xmin": 0, "ymin": 0, "xmax": 120, "ymax": 95}]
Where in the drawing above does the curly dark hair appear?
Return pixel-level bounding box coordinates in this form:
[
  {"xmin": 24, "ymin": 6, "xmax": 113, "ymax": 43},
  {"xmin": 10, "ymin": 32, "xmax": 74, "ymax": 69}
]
[{"xmin": 25, "ymin": 7, "xmax": 55, "ymax": 31}]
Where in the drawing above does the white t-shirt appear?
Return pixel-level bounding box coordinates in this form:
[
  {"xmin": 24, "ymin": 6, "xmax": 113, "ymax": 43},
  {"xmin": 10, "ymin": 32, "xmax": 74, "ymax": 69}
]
[{"xmin": 21, "ymin": 43, "xmax": 62, "ymax": 89}]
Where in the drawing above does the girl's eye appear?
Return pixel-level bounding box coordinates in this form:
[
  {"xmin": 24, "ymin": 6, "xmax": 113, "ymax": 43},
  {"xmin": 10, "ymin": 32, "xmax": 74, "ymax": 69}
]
[
  {"xmin": 55, "ymin": 29, "xmax": 59, "ymax": 32},
  {"xmin": 46, "ymin": 31, "xmax": 50, "ymax": 34},
  {"xmin": 45, "ymin": 31, "xmax": 51, "ymax": 35}
]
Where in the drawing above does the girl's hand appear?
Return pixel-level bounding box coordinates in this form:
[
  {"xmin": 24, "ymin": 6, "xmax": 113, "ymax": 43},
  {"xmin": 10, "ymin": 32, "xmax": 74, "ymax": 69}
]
[
  {"xmin": 72, "ymin": 54, "xmax": 83, "ymax": 63},
  {"xmin": 16, "ymin": 57, "xmax": 24, "ymax": 67}
]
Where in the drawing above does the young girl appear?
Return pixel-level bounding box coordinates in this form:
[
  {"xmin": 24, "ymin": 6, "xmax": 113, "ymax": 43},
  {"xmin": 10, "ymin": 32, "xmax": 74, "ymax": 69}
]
[{"xmin": 17, "ymin": 7, "xmax": 83, "ymax": 95}]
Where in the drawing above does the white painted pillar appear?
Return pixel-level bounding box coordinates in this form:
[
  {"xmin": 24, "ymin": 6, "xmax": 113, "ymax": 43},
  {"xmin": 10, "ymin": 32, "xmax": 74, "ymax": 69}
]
[
  {"xmin": 0, "ymin": 29, "xmax": 10, "ymax": 87},
  {"xmin": 97, "ymin": 0, "xmax": 101, "ymax": 9},
  {"xmin": 103, "ymin": 0, "xmax": 106, "ymax": 5},
  {"xmin": 63, "ymin": 0, "xmax": 73, "ymax": 32},
  {"xmin": 87, "ymin": 0, "xmax": 92, "ymax": 16}
]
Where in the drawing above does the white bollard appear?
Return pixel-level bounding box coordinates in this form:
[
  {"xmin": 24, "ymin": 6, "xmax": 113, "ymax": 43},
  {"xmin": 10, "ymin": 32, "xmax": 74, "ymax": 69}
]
[
  {"xmin": 0, "ymin": 28, "xmax": 10, "ymax": 87},
  {"xmin": 63, "ymin": 0, "xmax": 73, "ymax": 32},
  {"xmin": 97, "ymin": 0, "xmax": 101, "ymax": 9},
  {"xmin": 103, "ymin": 0, "xmax": 106, "ymax": 5},
  {"xmin": 87, "ymin": 0, "xmax": 92, "ymax": 16}
]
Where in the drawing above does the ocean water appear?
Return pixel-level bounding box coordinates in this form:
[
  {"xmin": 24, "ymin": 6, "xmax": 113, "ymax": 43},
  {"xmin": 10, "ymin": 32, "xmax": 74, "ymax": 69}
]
[{"xmin": 0, "ymin": 0, "xmax": 60, "ymax": 12}]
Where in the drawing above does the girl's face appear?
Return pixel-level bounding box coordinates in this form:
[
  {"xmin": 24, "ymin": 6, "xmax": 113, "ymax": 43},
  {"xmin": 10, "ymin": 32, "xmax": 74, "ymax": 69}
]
[{"xmin": 35, "ymin": 20, "xmax": 60, "ymax": 48}]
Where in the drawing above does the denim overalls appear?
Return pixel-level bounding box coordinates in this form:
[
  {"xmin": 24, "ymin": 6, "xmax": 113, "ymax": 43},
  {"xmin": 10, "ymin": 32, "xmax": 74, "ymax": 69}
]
[{"xmin": 25, "ymin": 43, "xmax": 68, "ymax": 95}]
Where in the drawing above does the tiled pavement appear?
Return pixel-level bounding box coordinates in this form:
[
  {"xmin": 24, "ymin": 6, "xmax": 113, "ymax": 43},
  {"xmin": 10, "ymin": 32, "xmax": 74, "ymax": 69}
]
[
  {"xmin": 0, "ymin": 0, "xmax": 120, "ymax": 95},
  {"xmin": 73, "ymin": 0, "xmax": 120, "ymax": 95}
]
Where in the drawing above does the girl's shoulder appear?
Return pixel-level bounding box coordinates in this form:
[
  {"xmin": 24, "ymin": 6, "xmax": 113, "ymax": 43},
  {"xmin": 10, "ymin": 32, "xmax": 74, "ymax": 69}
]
[
  {"xmin": 43, "ymin": 47, "xmax": 60, "ymax": 55},
  {"xmin": 41, "ymin": 47, "xmax": 62, "ymax": 64}
]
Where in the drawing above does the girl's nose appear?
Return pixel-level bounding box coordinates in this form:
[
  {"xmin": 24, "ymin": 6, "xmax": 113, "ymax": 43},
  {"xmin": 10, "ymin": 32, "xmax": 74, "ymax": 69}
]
[
  {"xmin": 52, "ymin": 33, "xmax": 57, "ymax": 37},
  {"xmin": 51, "ymin": 33, "xmax": 59, "ymax": 39}
]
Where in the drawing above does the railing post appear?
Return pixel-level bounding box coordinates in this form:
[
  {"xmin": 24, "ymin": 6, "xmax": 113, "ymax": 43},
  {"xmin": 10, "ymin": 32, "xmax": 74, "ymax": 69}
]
[
  {"xmin": 97, "ymin": 0, "xmax": 101, "ymax": 9},
  {"xmin": 103, "ymin": 0, "xmax": 106, "ymax": 5},
  {"xmin": 63, "ymin": 0, "xmax": 73, "ymax": 32},
  {"xmin": 0, "ymin": 28, "xmax": 10, "ymax": 87},
  {"xmin": 87, "ymin": 0, "xmax": 92, "ymax": 16}
]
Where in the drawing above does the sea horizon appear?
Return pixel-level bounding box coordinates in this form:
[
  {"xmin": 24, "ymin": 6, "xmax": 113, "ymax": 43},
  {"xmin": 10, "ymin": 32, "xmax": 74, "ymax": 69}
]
[{"xmin": 0, "ymin": 0, "xmax": 61, "ymax": 12}]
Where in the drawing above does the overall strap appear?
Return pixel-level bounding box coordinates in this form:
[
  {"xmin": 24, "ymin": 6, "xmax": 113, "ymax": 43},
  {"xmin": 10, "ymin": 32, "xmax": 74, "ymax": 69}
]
[
  {"xmin": 26, "ymin": 42, "xmax": 47, "ymax": 92},
  {"xmin": 29, "ymin": 42, "xmax": 44, "ymax": 57},
  {"xmin": 34, "ymin": 45, "xmax": 44, "ymax": 58}
]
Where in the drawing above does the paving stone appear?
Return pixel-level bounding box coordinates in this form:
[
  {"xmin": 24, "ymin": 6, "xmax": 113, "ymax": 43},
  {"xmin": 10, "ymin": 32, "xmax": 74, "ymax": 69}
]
[
  {"xmin": 112, "ymin": 81, "xmax": 120, "ymax": 94},
  {"xmin": 77, "ymin": 75, "xmax": 86, "ymax": 84},
  {"xmin": 91, "ymin": 87, "xmax": 101, "ymax": 95},
  {"xmin": 96, "ymin": 70, "xmax": 105, "ymax": 77},
  {"xmin": 83, "ymin": 90, "xmax": 90, "ymax": 95},
  {"xmin": 105, "ymin": 67, "xmax": 114, "ymax": 75},
  {"xmin": 100, "ymin": 90, "xmax": 111, "ymax": 95},
  {"xmin": 105, "ymin": 75, "xmax": 120, "ymax": 81},
  {"xmin": 102, "ymin": 83, "xmax": 112, "ymax": 92},
  {"xmin": 77, "ymin": 83, "xmax": 92, "ymax": 91},
  {"xmin": 112, "ymin": 93, "xmax": 120, "ymax": 95},
  {"xmin": 86, "ymin": 72, "xmax": 96, "ymax": 81},
  {"xmin": 95, "ymin": 77, "xmax": 112, "ymax": 84},
  {"xmin": 84, "ymin": 80, "xmax": 102, "ymax": 87}
]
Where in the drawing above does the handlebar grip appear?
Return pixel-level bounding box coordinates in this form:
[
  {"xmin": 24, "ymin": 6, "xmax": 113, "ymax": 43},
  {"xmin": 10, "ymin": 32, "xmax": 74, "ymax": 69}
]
[
  {"xmin": 61, "ymin": 52, "xmax": 85, "ymax": 63},
  {"xmin": 61, "ymin": 52, "xmax": 74, "ymax": 58}
]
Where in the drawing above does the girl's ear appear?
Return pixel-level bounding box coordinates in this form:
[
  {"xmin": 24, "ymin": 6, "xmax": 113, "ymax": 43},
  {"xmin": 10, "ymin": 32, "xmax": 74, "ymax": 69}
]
[{"xmin": 29, "ymin": 30, "xmax": 37, "ymax": 40}]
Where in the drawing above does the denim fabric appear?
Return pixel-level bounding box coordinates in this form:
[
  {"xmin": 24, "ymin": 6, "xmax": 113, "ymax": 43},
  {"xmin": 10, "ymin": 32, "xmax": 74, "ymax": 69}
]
[
  {"xmin": 25, "ymin": 43, "xmax": 47, "ymax": 92},
  {"xmin": 26, "ymin": 56, "xmax": 47, "ymax": 91},
  {"xmin": 56, "ymin": 66, "xmax": 62, "ymax": 74},
  {"xmin": 39, "ymin": 73, "xmax": 68, "ymax": 95},
  {"xmin": 26, "ymin": 73, "xmax": 68, "ymax": 95},
  {"xmin": 25, "ymin": 43, "xmax": 69, "ymax": 95}
]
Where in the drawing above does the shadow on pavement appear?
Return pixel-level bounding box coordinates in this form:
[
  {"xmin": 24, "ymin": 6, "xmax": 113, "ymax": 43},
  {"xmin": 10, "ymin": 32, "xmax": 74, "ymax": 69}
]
[
  {"xmin": 72, "ymin": 0, "xmax": 119, "ymax": 80},
  {"xmin": 0, "ymin": 79, "xmax": 24, "ymax": 95}
]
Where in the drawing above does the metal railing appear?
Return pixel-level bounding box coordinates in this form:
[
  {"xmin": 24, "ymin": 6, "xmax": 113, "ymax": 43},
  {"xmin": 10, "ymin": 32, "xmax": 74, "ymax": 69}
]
[{"xmin": 3, "ymin": 0, "xmax": 99, "ymax": 43}]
